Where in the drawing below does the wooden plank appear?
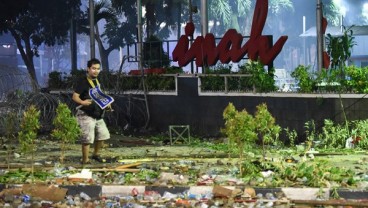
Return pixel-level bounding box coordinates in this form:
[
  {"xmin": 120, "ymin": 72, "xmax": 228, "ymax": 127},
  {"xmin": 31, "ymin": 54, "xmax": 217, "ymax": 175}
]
[
  {"xmin": 115, "ymin": 162, "xmax": 142, "ymax": 169},
  {"xmin": 90, "ymin": 168, "xmax": 140, "ymax": 172}
]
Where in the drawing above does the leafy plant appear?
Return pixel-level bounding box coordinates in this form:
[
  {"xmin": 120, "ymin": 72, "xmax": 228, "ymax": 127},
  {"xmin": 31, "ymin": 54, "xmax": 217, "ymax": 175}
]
[
  {"xmin": 303, "ymin": 120, "xmax": 316, "ymax": 155},
  {"xmin": 326, "ymin": 25, "xmax": 356, "ymax": 73},
  {"xmin": 222, "ymin": 102, "xmax": 257, "ymax": 175},
  {"xmin": 344, "ymin": 65, "xmax": 368, "ymax": 93},
  {"xmin": 18, "ymin": 105, "xmax": 40, "ymax": 183},
  {"xmin": 284, "ymin": 127, "xmax": 297, "ymax": 147},
  {"xmin": 319, "ymin": 119, "xmax": 349, "ymax": 149},
  {"xmin": 51, "ymin": 102, "xmax": 81, "ymax": 163},
  {"xmin": 165, "ymin": 66, "xmax": 183, "ymax": 74},
  {"xmin": 350, "ymin": 119, "xmax": 368, "ymax": 149},
  {"xmin": 145, "ymin": 74, "xmax": 176, "ymax": 91},
  {"xmin": 291, "ymin": 65, "xmax": 316, "ymax": 93},
  {"xmin": 200, "ymin": 65, "xmax": 231, "ymax": 91},
  {"xmin": 330, "ymin": 187, "xmax": 340, "ymax": 199},
  {"xmin": 241, "ymin": 160, "xmax": 261, "ymax": 178},
  {"xmin": 239, "ymin": 61, "xmax": 277, "ymax": 92},
  {"xmin": 4, "ymin": 112, "xmax": 18, "ymax": 169},
  {"xmin": 278, "ymin": 160, "xmax": 355, "ymax": 187},
  {"xmin": 136, "ymin": 169, "xmax": 159, "ymax": 181},
  {"xmin": 0, "ymin": 169, "xmax": 55, "ymax": 184},
  {"xmin": 314, "ymin": 68, "xmax": 342, "ymax": 92},
  {"xmin": 254, "ymin": 103, "xmax": 281, "ymax": 160},
  {"xmin": 48, "ymin": 71, "xmax": 67, "ymax": 89}
]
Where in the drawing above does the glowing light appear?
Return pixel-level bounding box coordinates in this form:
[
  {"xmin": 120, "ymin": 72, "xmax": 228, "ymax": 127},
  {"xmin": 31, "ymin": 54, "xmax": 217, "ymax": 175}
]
[
  {"xmin": 363, "ymin": 3, "xmax": 368, "ymax": 19},
  {"xmin": 333, "ymin": 0, "xmax": 346, "ymax": 16},
  {"xmin": 209, "ymin": 20, "xmax": 214, "ymax": 27},
  {"xmin": 160, "ymin": 22, "xmax": 166, "ymax": 28}
]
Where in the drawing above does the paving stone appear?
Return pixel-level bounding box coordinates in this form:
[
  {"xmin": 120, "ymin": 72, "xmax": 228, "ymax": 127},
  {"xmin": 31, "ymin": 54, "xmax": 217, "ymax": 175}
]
[
  {"xmin": 101, "ymin": 185, "xmax": 145, "ymax": 197},
  {"xmin": 61, "ymin": 185, "xmax": 101, "ymax": 199},
  {"xmin": 281, "ymin": 188, "xmax": 330, "ymax": 200},
  {"xmin": 146, "ymin": 186, "xmax": 188, "ymax": 195},
  {"xmin": 337, "ymin": 189, "xmax": 368, "ymax": 199}
]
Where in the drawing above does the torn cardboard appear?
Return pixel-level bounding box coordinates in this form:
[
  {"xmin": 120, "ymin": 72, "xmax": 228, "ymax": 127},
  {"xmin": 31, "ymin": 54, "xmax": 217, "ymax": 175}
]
[{"xmin": 22, "ymin": 184, "xmax": 67, "ymax": 201}]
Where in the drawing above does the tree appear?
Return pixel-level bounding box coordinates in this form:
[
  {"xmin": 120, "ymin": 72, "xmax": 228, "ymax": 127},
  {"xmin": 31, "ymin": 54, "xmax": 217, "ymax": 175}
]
[
  {"xmin": 80, "ymin": 0, "xmax": 117, "ymax": 71},
  {"xmin": 254, "ymin": 103, "xmax": 281, "ymax": 160},
  {"xmin": 222, "ymin": 102, "xmax": 257, "ymax": 176},
  {"xmin": 51, "ymin": 102, "xmax": 81, "ymax": 164},
  {"xmin": 266, "ymin": 0, "xmax": 294, "ymax": 35},
  {"xmin": 18, "ymin": 105, "xmax": 40, "ymax": 183},
  {"xmin": 111, "ymin": 0, "xmax": 188, "ymax": 40},
  {"xmin": 0, "ymin": 0, "xmax": 81, "ymax": 89},
  {"xmin": 208, "ymin": 0, "xmax": 294, "ymax": 36},
  {"xmin": 0, "ymin": 0, "xmax": 28, "ymax": 25},
  {"xmin": 326, "ymin": 26, "xmax": 356, "ymax": 72},
  {"xmin": 143, "ymin": 35, "xmax": 170, "ymax": 68},
  {"xmin": 79, "ymin": 0, "xmax": 137, "ymax": 71},
  {"xmin": 322, "ymin": 0, "xmax": 343, "ymax": 26},
  {"xmin": 209, "ymin": 0, "xmax": 251, "ymax": 35}
]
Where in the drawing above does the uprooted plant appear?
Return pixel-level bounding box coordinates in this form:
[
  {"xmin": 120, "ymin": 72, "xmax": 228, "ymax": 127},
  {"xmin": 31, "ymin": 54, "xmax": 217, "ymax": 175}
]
[
  {"xmin": 18, "ymin": 105, "xmax": 40, "ymax": 183},
  {"xmin": 254, "ymin": 103, "xmax": 281, "ymax": 160},
  {"xmin": 222, "ymin": 102, "xmax": 257, "ymax": 175},
  {"xmin": 51, "ymin": 102, "xmax": 81, "ymax": 163},
  {"xmin": 222, "ymin": 102, "xmax": 281, "ymax": 175}
]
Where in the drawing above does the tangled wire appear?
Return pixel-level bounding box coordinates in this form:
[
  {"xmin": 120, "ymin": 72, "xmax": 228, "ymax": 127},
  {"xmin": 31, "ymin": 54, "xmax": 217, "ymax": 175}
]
[{"xmin": 0, "ymin": 65, "xmax": 149, "ymax": 137}]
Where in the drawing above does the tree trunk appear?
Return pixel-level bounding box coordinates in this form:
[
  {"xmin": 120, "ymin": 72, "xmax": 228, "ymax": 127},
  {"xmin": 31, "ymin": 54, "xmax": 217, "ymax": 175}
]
[
  {"xmin": 94, "ymin": 24, "xmax": 110, "ymax": 71},
  {"xmin": 9, "ymin": 28, "xmax": 39, "ymax": 91},
  {"xmin": 145, "ymin": 2, "xmax": 155, "ymax": 38}
]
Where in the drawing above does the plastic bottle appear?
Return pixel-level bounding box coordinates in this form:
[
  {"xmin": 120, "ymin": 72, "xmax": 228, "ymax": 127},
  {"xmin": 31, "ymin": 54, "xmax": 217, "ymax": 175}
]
[{"xmin": 80, "ymin": 192, "xmax": 92, "ymax": 201}]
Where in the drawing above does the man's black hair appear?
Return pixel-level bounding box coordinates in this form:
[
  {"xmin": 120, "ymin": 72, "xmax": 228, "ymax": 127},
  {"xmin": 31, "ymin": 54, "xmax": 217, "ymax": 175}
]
[{"xmin": 87, "ymin": 58, "xmax": 101, "ymax": 68}]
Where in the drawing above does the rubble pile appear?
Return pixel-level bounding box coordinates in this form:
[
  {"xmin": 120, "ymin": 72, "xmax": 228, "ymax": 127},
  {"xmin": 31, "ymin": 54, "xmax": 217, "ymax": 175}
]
[{"xmin": 0, "ymin": 184, "xmax": 293, "ymax": 208}]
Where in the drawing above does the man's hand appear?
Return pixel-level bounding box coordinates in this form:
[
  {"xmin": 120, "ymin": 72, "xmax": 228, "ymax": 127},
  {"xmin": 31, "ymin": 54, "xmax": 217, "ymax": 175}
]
[
  {"xmin": 81, "ymin": 99, "xmax": 93, "ymax": 106},
  {"xmin": 106, "ymin": 104, "xmax": 114, "ymax": 112}
]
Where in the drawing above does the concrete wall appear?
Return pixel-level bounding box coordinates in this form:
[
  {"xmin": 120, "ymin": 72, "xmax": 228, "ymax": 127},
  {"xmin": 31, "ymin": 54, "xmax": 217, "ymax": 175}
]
[{"xmin": 142, "ymin": 77, "xmax": 368, "ymax": 141}]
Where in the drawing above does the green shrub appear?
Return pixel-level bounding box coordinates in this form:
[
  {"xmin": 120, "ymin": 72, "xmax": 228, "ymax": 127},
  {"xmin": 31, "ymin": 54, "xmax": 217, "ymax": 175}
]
[
  {"xmin": 291, "ymin": 65, "xmax": 316, "ymax": 93},
  {"xmin": 51, "ymin": 102, "xmax": 81, "ymax": 163},
  {"xmin": 18, "ymin": 105, "xmax": 40, "ymax": 182}
]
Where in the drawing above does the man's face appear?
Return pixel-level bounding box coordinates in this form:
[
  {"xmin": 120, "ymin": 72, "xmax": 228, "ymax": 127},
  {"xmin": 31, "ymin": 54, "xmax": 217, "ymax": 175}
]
[{"xmin": 87, "ymin": 63, "xmax": 101, "ymax": 78}]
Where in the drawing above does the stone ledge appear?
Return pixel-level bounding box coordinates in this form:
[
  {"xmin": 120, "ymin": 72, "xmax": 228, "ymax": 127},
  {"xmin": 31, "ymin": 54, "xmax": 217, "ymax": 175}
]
[{"xmin": 1, "ymin": 184, "xmax": 368, "ymax": 201}]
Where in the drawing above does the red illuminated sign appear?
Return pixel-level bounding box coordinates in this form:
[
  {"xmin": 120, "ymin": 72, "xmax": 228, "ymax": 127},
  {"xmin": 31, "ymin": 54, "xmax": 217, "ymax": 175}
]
[{"xmin": 172, "ymin": 0, "xmax": 288, "ymax": 67}]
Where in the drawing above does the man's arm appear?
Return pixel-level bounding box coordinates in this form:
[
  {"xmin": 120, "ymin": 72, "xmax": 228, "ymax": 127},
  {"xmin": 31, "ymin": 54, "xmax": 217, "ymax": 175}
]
[{"xmin": 72, "ymin": 92, "xmax": 92, "ymax": 106}]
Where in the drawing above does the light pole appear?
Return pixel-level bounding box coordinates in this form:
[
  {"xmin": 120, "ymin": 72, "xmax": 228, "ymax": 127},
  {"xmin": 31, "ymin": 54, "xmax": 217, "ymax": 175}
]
[
  {"xmin": 316, "ymin": 0, "xmax": 323, "ymax": 71},
  {"xmin": 70, "ymin": 7, "xmax": 77, "ymax": 70},
  {"xmin": 137, "ymin": 0, "xmax": 143, "ymax": 74},
  {"xmin": 200, "ymin": 0, "xmax": 208, "ymax": 36},
  {"xmin": 137, "ymin": 0, "xmax": 150, "ymax": 129},
  {"xmin": 89, "ymin": 0, "xmax": 95, "ymax": 59}
]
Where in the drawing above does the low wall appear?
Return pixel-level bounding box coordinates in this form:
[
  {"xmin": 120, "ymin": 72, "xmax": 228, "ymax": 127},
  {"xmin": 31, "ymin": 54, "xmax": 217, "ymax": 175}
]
[{"xmin": 144, "ymin": 76, "xmax": 368, "ymax": 141}]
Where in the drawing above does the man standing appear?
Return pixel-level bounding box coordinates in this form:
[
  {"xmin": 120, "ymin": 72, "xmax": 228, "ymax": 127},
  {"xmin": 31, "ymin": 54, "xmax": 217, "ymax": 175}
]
[{"xmin": 72, "ymin": 58, "xmax": 113, "ymax": 164}]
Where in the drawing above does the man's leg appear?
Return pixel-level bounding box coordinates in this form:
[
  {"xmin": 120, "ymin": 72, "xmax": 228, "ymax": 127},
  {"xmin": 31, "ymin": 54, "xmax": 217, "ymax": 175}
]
[
  {"xmin": 93, "ymin": 140, "xmax": 103, "ymax": 156},
  {"xmin": 82, "ymin": 143, "xmax": 90, "ymax": 164},
  {"xmin": 76, "ymin": 110, "xmax": 96, "ymax": 164},
  {"xmin": 92, "ymin": 119, "xmax": 110, "ymax": 162}
]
